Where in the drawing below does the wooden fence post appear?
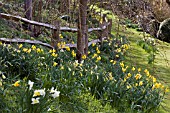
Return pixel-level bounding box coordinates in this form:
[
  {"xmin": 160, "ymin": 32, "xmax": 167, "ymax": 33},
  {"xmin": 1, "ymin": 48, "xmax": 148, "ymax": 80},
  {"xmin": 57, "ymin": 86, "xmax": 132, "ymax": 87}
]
[
  {"xmin": 84, "ymin": 25, "xmax": 88, "ymax": 55},
  {"xmin": 51, "ymin": 21, "xmax": 60, "ymax": 49},
  {"xmin": 108, "ymin": 19, "xmax": 112, "ymax": 38}
]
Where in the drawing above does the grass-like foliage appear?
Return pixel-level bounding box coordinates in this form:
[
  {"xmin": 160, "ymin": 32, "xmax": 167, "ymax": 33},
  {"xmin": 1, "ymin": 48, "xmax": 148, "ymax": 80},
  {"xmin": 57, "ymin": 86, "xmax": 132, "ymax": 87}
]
[{"xmin": 0, "ymin": 34, "xmax": 169, "ymax": 112}]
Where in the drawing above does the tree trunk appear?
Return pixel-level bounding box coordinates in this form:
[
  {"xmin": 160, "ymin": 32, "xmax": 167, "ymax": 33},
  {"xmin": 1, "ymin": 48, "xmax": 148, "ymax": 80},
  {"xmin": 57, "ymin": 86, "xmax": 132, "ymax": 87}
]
[
  {"xmin": 24, "ymin": 0, "xmax": 32, "ymax": 31},
  {"xmin": 77, "ymin": 0, "xmax": 88, "ymax": 62},
  {"xmin": 59, "ymin": 0, "xmax": 70, "ymax": 14}
]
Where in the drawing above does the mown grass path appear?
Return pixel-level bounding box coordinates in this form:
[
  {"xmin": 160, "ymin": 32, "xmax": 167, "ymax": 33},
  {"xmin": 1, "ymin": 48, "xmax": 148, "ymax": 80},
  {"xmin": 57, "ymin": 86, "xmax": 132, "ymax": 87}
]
[{"xmin": 124, "ymin": 28, "xmax": 170, "ymax": 113}]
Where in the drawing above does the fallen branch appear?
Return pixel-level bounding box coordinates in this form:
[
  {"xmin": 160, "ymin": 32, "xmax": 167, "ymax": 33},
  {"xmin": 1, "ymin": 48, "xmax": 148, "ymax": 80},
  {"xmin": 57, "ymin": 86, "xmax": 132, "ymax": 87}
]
[{"xmin": 0, "ymin": 13, "xmax": 109, "ymax": 33}]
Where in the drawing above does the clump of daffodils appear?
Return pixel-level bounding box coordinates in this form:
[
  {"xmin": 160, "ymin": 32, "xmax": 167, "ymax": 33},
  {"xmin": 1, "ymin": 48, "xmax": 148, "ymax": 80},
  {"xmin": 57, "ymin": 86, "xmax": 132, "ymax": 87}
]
[{"xmin": 27, "ymin": 80, "xmax": 60, "ymax": 104}]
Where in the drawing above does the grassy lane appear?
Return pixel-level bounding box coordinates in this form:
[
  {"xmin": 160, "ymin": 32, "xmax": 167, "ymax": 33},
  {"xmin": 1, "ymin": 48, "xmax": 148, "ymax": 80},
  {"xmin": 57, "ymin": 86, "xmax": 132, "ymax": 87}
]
[{"xmin": 123, "ymin": 28, "xmax": 170, "ymax": 113}]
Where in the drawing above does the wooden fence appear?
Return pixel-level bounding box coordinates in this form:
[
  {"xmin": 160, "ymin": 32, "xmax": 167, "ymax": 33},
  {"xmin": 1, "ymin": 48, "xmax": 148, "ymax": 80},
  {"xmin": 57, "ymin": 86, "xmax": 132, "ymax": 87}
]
[{"xmin": 0, "ymin": 13, "xmax": 112, "ymax": 49}]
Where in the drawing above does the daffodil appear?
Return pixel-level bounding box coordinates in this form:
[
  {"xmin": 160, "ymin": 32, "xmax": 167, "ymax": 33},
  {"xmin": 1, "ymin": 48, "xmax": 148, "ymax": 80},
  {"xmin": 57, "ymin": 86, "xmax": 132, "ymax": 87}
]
[
  {"xmin": 33, "ymin": 89, "xmax": 46, "ymax": 97},
  {"xmin": 135, "ymin": 74, "xmax": 141, "ymax": 80},
  {"xmin": 53, "ymin": 62, "xmax": 58, "ymax": 67},
  {"xmin": 27, "ymin": 49, "xmax": 31, "ymax": 53},
  {"xmin": 72, "ymin": 50, "xmax": 76, "ymax": 57},
  {"xmin": 127, "ymin": 73, "xmax": 132, "ymax": 77},
  {"xmin": 120, "ymin": 62, "xmax": 124, "ymax": 68},
  {"xmin": 132, "ymin": 67, "xmax": 135, "ymax": 71},
  {"xmin": 60, "ymin": 66, "xmax": 64, "ymax": 70},
  {"xmin": 97, "ymin": 50, "xmax": 100, "ymax": 54},
  {"xmin": 92, "ymin": 43, "xmax": 96, "ymax": 47},
  {"xmin": 2, "ymin": 74, "xmax": 6, "ymax": 79},
  {"xmin": 138, "ymin": 68, "xmax": 141, "ymax": 72},
  {"xmin": 0, "ymin": 79, "xmax": 2, "ymax": 86},
  {"xmin": 65, "ymin": 46, "xmax": 70, "ymax": 51},
  {"xmin": 50, "ymin": 87, "xmax": 60, "ymax": 98},
  {"xmin": 13, "ymin": 80, "xmax": 20, "ymax": 87},
  {"xmin": 82, "ymin": 54, "xmax": 87, "ymax": 60},
  {"xmin": 115, "ymin": 55, "xmax": 119, "ymax": 58},
  {"xmin": 92, "ymin": 53, "xmax": 98, "ymax": 58},
  {"xmin": 153, "ymin": 83, "xmax": 162, "ymax": 89},
  {"xmin": 36, "ymin": 48, "xmax": 41, "ymax": 53},
  {"xmin": 59, "ymin": 34, "xmax": 63, "ymax": 38},
  {"xmin": 31, "ymin": 98, "xmax": 40, "ymax": 104},
  {"xmin": 19, "ymin": 44, "xmax": 23, "ymax": 48},
  {"xmin": 51, "ymin": 53, "xmax": 58, "ymax": 57},
  {"xmin": 31, "ymin": 45, "xmax": 36, "ymax": 50},
  {"xmin": 28, "ymin": 80, "xmax": 34, "ymax": 90},
  {"xmin": 96, "ymin": 56, "xmax": 101, "ymax": 62},
  {"xmin": 139, "ymin": 81, "xmax": 143, "ymax": 86},
  {"xmin": 108, "ymin": 72, "xmax": 113, "ymax": 80},
  {"xmin": 23, "ymin": 48, "xmax": 28, "ymax": 52},
  {"xmin": 127, "ymin": 85, "xmax": 132, "ymax": 89}
]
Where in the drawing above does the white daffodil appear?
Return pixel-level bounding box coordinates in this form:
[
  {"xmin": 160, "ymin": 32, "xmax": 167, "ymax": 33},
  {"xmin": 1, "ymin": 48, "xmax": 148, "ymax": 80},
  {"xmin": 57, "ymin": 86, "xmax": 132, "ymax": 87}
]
[
  {"xmin": 28, "ymin": 80, "xmax": 34, "ymax": 90},
  {"xmin": 33, "ymin": 89, "xmax": 46, "ymax": 97},
  {"xmin": 50, "ymin": 87, "xmax": 60, "ymax": 98},
  {"xmin": 31, "ymin": 98, "xmax": 40, "ymax": 104}
]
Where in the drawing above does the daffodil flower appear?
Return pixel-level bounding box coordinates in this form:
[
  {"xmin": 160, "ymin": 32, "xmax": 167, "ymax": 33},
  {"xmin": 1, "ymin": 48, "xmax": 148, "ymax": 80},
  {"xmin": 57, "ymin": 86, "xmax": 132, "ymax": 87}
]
[
  {"xmin": 31, "ymin": 98, "xmax": 40, "ymax": 104},
  {"xmin": 50, "ymin": 87, "xmax": 60, "ymax": 98},
  {"xmin": 13, "ymin": 80, "xmax": 20, "ymax": 87},
  {"xmin": 28, "ymin": 80, "xmax": 34, "ymax": 90},
  {"xmin": 33, "ymin": 89, "xmax": 46, "ymax": 97}
]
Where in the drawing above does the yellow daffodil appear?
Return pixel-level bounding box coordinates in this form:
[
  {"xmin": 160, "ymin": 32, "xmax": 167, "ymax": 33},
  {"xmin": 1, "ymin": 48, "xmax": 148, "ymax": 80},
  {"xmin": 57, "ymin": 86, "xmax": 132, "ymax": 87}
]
[
  {"xmin": 152, "ymin": 83, "xmax": 162, "ymax": 90},
  {"xmin": 31, "ymin": 45, "xmax": 36, "ymax": 50},
  {"xmin": 53, "ymin": 62, "xmax": 58, "ymax": 67},
  {"xmin": 116, "ymin": 55, "xmax": 119, "ymax": 58},
  {"xmin": 120, "ymin": 62, "xmax": 124, "ymax": 68},
  {"xmin": 27, "ymin": 49, "xmax": 31, "ymax": 53},
  {"xmin": 138, "ymin": 68, "xmax": 141, "ymax": 72},
  {"xmin": 65, "ymin": 46, "xmax": 70, "ymax": 51},
  {"xmin": 132, "ymin": 67, "xmax": 135, "ymax": 71},
  {"xmin": 2, "ymin": 74, "xmax": 6, "ymax": 79},
  {"xmin": 36, "ymin": 48, "xmax": 41, "ymax": 53},
  {"xmin": 127, "ymin": 85, "xmax": 132, "ymax": 89},
  {"xmin": 92, "ymin": 53, "xmax": 98, "ymax": 58},
  {"xmin": 108, "ymin": 72, "xmax": 113, "ymax": 80},
  {"xmin": 13, "ymin": 80, "xmax": 20, "ymax": 87},
  {"xmin": 51, "ymin": 53, "xmax": 58, "ymax": 57},
  {"xmin": 49, "ymin": 49, "xmax": 56, "ymax": 53},
  {"xmin": 135, "ymin": 74, "xmax": 141, "ymax": 80},
  {"xmin": 152, "ymin": 77, "xmax": 156, "ymax": 83},
  {"xmin": 23, "ymin": 48, "xmax": 28, "ymax": 52},
  {"xmin": 19, "ymin": 44, "xmax": 23, "ymax": 48},
  {"xmin": 139, "ymin": 81, "xmax": 143, "ymax": 86},
  {"xmin": 96, "ymin": 56, "xmax": 101, "ymax": 62},
  {"xmin": 92, "ymin": 43, "xmax": 96, "ymax": 47},
  {"xmin": 165, "ymin": 88, "xmax": 169, "ymax": 93},
  {"xmin": 127, "ymin": 73, "xmax": 132, "ymax": 77},
  {"xmin": 60, "ymin": 66, "xmax": 64, "ymax": 70},
  {"xmin": 72, "ymin": 50, "xmax": 76, "ymax": 57},
  {"xmin": 59, "ymin": 34, "xmax": 63, "ymax": 38},
  {"xmin": 82, "ymin": 54, "xmax": 87, "ymax": 60},
  {"xmin": 97, "ymin": 50, "xmax": 100, "ymax": 54}
]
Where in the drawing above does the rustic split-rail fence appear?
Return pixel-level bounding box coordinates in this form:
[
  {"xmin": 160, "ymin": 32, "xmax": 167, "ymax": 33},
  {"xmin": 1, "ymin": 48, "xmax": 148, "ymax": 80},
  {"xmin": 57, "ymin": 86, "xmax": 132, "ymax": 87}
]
[{"xmin": 0, "ymin": 12, "xmax": 112, "ymax": 50}]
